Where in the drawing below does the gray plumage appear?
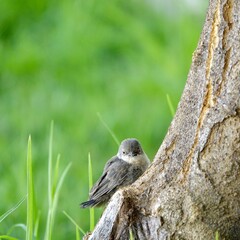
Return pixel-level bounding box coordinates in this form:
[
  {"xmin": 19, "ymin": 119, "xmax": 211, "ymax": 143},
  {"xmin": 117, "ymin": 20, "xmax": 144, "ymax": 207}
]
[{"xmin": 80, "ymin": 138, "xmax": 150, "ymax": 208}]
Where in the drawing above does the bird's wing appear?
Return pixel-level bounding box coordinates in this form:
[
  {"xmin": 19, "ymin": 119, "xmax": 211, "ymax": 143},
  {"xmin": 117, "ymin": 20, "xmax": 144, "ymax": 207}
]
[{"xmin": 89, "ymin": 156, "xmax": 131, "ymax": 200}]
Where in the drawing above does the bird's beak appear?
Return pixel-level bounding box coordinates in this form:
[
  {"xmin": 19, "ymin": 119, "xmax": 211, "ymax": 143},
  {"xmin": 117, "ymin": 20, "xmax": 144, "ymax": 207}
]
[{"xmin": 131, "ymin": 152, "xmax": 138, "ymax": 157}]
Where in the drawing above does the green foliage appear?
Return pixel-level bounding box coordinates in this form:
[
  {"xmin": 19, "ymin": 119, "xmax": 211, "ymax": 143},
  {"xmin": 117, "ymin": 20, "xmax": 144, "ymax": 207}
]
[
  {"xmin": 75, "ymin": 226, "xmax": 80, "ymax": 240},
  {"xmin": 44, "ymin": 123, "xmax": 72, "ymax": 240},
  {"xmin": 0, "ymin": 125, "xmax": 71, "ymax": 240},
  {"xmin": 62, "ymin": 211, "xmax": 85, "ymax": 237},
  {"xmin": 97, "ymin": 113, "xmax": 120, "ymax": 146},
  {"xmin": 0, "ymin": 0, "xmax": 207, "ymax": 238},
  {"xmin": 0, "ymin": 197, "xmax": 26, "ymax": 224},
  {"xmin": 129, "ymin": 229, "xmax": 134, "ymax": 240},
  {"xmin": 0, "ymin": 236, "xmax": 18, "ymax": 240},
  {"xmin": 26, "ymin": 136, "xmax": 34, "ymax": 240},
  {"xmin": 88, "ymin": 153, "xmax": 95, "ymax": 231},
  {"xmin": 166, "ymin": 94, "xmax": 176, "ymax": 117}
]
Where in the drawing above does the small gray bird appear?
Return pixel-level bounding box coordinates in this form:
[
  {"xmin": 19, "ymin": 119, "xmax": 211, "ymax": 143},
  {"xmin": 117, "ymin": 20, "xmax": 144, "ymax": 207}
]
[{"xmin": 80, "ymin": 138, "xmax": 150, "ymax": 208}]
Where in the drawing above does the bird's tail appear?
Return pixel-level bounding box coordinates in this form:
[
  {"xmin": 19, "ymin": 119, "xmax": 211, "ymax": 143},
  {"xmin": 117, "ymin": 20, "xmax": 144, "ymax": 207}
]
[{"xmin": 80, "ymin": 199, "xmax": 97, "ymax": 208}]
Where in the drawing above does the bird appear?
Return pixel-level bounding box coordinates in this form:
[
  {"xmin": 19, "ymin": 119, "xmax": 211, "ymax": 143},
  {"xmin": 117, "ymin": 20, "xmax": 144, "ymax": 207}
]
[{"xmin": 80, "ymin": 138, "xmax": 150, "ymax": 208}]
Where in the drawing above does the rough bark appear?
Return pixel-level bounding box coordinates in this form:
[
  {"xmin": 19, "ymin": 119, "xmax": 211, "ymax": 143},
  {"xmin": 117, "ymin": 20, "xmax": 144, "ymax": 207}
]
[{"xmin": 84, "ymin": 0, "xmax": 240, "ymax": 239}]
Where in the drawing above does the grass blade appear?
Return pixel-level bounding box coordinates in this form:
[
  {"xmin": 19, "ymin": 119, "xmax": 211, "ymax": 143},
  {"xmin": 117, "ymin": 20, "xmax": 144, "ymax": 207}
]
[
  {"xmin": 129, "ymin": 229, "xmax": 134, "ymax": 240},
  {"xmin": 75, "ymin": 226, "xmax": 80, "ymax": 240},
  {"xmin": 51, "ymin": 162, "xmax": 72, "ymax": 231},
  {"xmin": 0, "ymin": 236, "xmax": 18, "ymax": 240},
  {"xmin": 7, "ymin": 223, "xmax": 27, "ymax": 236},
  {"xmin": 48, "ymin": 121, "xmax": 54, "ymax": 207},
  {"xmin": 88, "ymin": 153, "xmax": 93, "ymax": 192},
  {"xmin": 45, "ymin": 121, "xmax": 54, "ymax": 240},
  {"xmin": 88, "ymin": 153, "xmax": 94, "ymax": 231},
  {"xmin": 166, "ymin": 94, "xmax": 175, "ymax": 117},
  {"xmin": 0, "ymin": 196, "xmax": 26, "ymax": 223},
  {"xmin": 52, "ymin": 154, "xmax": 60, "ymax": 197},
  {"xmin": 45, "ymin": 122, "xmax": 72, "ymax": 240},
  {"xmin": 45, "ymin": 159, "xmax": 72, "ymax": 240},
  {"xmin": 97, "ymin": 112, "xmax": 120, "ymax": 146},
  {"xmin": 34, "ymin": 211, "xmax": 41, "ymax": 238},
  {"xmin": 26, "ymin": 136, "xmax": 34, "ymax": 240},
  {"xmin": 62, "ymin": 211, "xmax": 85, "ymax": 236},
  {"xmin": 44, "ymin": 211, "xmax": 51, "ymax": 240},
  {"xmin": 215, "ymin": 231, "xmax": 219, "ymax": 240}
]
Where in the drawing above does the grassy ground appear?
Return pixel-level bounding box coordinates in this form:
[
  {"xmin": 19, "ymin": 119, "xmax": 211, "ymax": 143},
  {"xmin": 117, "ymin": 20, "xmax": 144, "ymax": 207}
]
[{"xmin": 0, "ymin": 0, "xmax": 207, "ymax": 239}]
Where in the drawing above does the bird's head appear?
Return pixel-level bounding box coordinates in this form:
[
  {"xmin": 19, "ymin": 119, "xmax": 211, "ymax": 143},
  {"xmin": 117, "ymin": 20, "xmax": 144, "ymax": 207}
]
[{"xmin": 117, "ymin": 138, "xmax": 143, "ymax": 161}]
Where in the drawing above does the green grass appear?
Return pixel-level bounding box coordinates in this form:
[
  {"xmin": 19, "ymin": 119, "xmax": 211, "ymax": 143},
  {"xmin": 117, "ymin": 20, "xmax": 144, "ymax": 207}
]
[
  {"xmin": 0, "ymin": 236, "xmax": 18, "ymax": 240},
  {"xmin": 0, "ymin": 197, "xmax": 26, "ymax": 224},
  {"xmin": 166, "ymin": 94, "xmax": 176, "ymax": 117},
  {"xmin": 0, "ymin": 124, "xmax": 71, "ymax": 240},
  {"xmin": 75, "ymin": 226, "xmax": 80, "ymax": 240},
  {"xmin": 44, "ymin": 123, "xmax": 72, "ymax": 240},
  {"xmin": 62, "ymin": 152, "xmax": 95, "ymax": 239},
  {"xmin": 26, "ymin": 136, "xmax": 34, "ymax": 240},
  {"xmin": 129, "ymin": 229, "xmax": 134, "ymax": 240},
  {"xmin": 0, "ymin": 0, "xmax": 207, "ymax": 238},
  {"xmin": 88, "ymin": 153, "xmax": 95, "ymax": 232},
  {"xmin": 62, "ymin": 211, "xmax": 85, "ymax": 237},
  {"xmin": 97, "ymin": 113, "xmax": 120, "ymax": 146}
]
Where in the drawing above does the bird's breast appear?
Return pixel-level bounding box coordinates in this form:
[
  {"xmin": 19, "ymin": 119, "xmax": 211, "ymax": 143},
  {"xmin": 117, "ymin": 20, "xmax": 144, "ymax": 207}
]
[{"xmin": 122, "ymin": 154, "xmax": 150, "ymax": 171}]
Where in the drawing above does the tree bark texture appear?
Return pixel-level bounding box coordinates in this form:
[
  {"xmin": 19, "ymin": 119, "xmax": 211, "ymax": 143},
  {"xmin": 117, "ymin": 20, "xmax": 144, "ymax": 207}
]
[{"xmin": 84, "ymin": 0, "xmax": 240, "ymax": 239}]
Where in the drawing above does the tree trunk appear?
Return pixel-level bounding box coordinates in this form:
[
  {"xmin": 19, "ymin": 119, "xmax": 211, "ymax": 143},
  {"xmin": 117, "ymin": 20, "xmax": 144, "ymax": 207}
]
[{"xmin": 84, "ymin": 0, "xmax": 240, "ymax": 239}]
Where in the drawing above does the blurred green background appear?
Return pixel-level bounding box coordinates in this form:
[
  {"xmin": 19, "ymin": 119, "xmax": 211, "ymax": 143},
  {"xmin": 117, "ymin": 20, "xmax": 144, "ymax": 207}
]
[{"xmin": 0, "ymin": 0, "xmax": 207, "ymax": 239}]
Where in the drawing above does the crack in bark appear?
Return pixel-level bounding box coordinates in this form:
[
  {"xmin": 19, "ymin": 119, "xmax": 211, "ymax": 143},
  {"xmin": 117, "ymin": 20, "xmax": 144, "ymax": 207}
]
[
  {"xmin": 216, "ymin": 0, "xmax": 233, "ymax": 97},
  {"xmin": 181, "ymin": 80, "xmax": 214, "ymax": 183},
  {"xmin": 205, "ymin": 0, "xmax": 220, "ymax": 104},
  {"xmin": 181, "ymin": 0, "xmax": 225, "ymax": 183},
  {"xmin": 216, "ymin": 48, "xmax": 231, "ymax": 97},
  {"xmin": 223, "ymin": 0, "xmax": 233, "ymax": 32}
]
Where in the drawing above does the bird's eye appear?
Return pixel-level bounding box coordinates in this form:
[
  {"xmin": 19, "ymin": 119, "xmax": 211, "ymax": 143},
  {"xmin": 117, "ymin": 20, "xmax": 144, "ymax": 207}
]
[{"xmin": 122, "ymin": 151, "xmax": 126, "ymax": 154}]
